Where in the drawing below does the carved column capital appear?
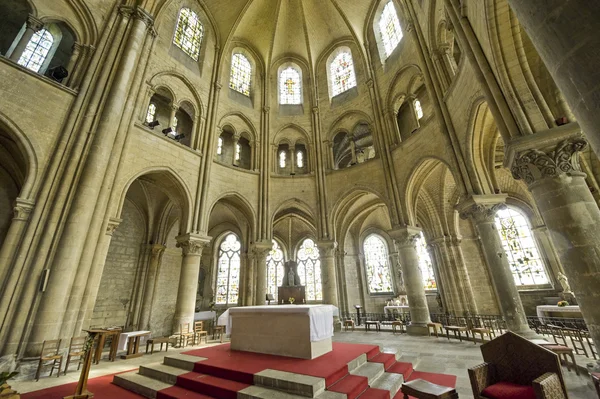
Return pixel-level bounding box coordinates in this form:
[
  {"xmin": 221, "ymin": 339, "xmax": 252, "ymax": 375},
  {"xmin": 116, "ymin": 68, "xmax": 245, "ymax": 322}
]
[
  {"xmin": 150, "ymin": 244, "xmax": 166, "ymax": 257},
  {"xmin": 250, "ymin": 241, "xmax": 272, "ymax": 260},
  {"xmin": 132, "ymin": 6, "xmax": 154, "ymax": 28},
  {"xmin": 365, "ymin": 79, "xmax": 374, "ymax": 88},
  {"xmin": 176, "ymin": 234, "xmax": 211, "ymax": 256},
  {"xmin": 312, "ymin": 107, "xmax": 320, "ymax": 115},
  {"xmin": 388, "ymin": 226, "xmax": 422, "ymax": 249},
  {"xmin": 106, "ymin": 218, "xmax": 123, "ymax": 236},
  {"xmin": 262, "ymin": 106, "xmax": 270, "ymax": 114},
  {"xmin": 457, "ymin": 195, "xmax": 507, "ymax": 223},
  {"xmin": 13, "ymin": 198, "xmax": 35, "ymax": 221},
  {"xmin": 511, "ymin": 138, "xmax": 588, "ymax": 186},
  {"xmin": 317, "ymin": 240, "xmax": 338, "ymax": 258},
  {"xmin": 26, "ymin": 15, "xmax": 44, "ymax": 32},
  {"xmin": 214, "ymin": 82, "xmax": 223, "ymax": 91}
]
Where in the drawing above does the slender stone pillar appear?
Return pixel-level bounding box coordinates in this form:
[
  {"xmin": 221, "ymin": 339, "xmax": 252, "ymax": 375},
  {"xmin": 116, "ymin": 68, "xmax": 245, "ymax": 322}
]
[
  {"xmin": 8, "ymin": 15, "xmax": 43, "ymax": 62},
  {"xmin": 0, "ymin": 199, "xmax": 35, "ymax": 291},
  {"xmin": 458, "ymin": 195, "xmax": 536, "ymax": 337},
  {"xmin": 63, "ymin": 42, "xmax": 82, "ymax": 87},
  {"xmin": 251, "ymin": 241, "xmax": 272, "ymax": 306},
  {"xmin": 317, "ymin": 241, "xmax": 339, "ymax": 307},
  {"xmin": 389, "ymin": 227, "xmax": 431, "ymax": 335},
  {"xmin": 173, "ymin": 234, "xmax": 210, "ymax": 331},
  {"xmin": 388, "ymin": 251, "xmax": 405, "ymax": 294},
  {"xmin": 138, "ymin": 244, "xmax": 165, "ymax": 330},
  {"xmin": 245, "ymin": 251, "xmax": 255, "ymax": 306},
  {"xmin": 505, "ymin": 1, "xmax": 600, "ymax": 156},
  {"xmin": 510, "ymin": 134, "xmax": 600, "ymax": 355},
  {"xmin": 349, "ymin": 137, "xmax": 357, "ymax": 165}
]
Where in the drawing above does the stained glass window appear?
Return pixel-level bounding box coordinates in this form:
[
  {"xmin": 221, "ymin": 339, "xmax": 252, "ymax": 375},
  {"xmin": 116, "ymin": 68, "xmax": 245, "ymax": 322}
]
[
  {"xmin": 172, "ymin": 116, "xmax": 178, "ymax": 133},
  {"xmin": 297, "ymin": 238, "xmax": 322, "ymax": 301},
  {"xmin": 230, "ymin": 53, "xmax": 252, "ymax": 96},
  {"xmin": 416, "ymin": 232, "xmax": 436, "ymax": 290},
  {"xmin": 414, "ymin": 99, "xmax": 424, "ymax": 120},
  {"xmin": 173, "ymin": 8, "xmax": 203, "ymax": 61},
  {"xmin": 266, "ymin": 240, "xmax": 285, "ymax": 302},
  {"xmin": 363, "ymin": 235, "xmax": 393, "ymax": 294},
  {"xmin": 330, "ymin": 51, "xmax": 357, "ymax": 97},
  {"xmin": 18, "ymin": 29, "xmax": 53, "ymax": 73},
  {"xmin": 217, "ymin": 137, "xmax": 223, "ymax": 155},
  {"xmin": 146, "ymin": 103, "xmax": 156, "ymax": 124},
  {"xmin": 379, "ymin": 2, "xmax": 403, "ymax": 58},
  {"xmin": 215, "ymin": 233, "xmax": 241, "ymax": 305},
  {"xmin": 279, "ymin": 67, "xmax": 301, "ymax": 104},
  {"xmin": 495, "ymin": 208, "xmax": 549, "ymax": 286},
  {"xmin": 297, "ymin": 151, "xmax": 304, "ymax": 168},
  {"xmin": 279, "ymin": 151, "xmax": 286, "ymax": 168},
  {"xmin": 235, "ymin": 143, "xmax": 241, "ymax": 161}
]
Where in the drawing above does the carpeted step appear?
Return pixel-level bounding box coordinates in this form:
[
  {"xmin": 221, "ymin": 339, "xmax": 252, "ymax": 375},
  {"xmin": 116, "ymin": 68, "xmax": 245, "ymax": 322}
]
[
  {"xmin": 140, "ymin": 363, "xmax": 189, "ymax": 385},
  {"xmin": 350, "ymin": 362, "xmax": 384, "ymax": 385},
  {"xmin": 254, "ymin": 368, "xmax": 326, "ymax": 397},
  {"xmin": 366, "ymin": 346, "xmax": 381, "ymax": 360},
  {"xmin": 328, "ymin": 374, "xmax": 369, "ymax": 399},
  {"xmin": 157, "ymin": 385, "xmax": 215, "ymax": 399},
  {"xmin": 369, "ymin": 372, "xmax": 403, "ymax": 398},
  {"xmin": 369, "ymin": 353, "xmax": 397, "ymax": 370},
  {"xmin": 386, "ymin": 362, "xmax": 413, "ymax": 380},
  {"xmin": 357, "ymin": 388, "xmax": 390, "ymax": 399},
  {"xmin": 193, "ymin": 362, "xmax": 255, "ymax": 385},
  {"xmin": 238, "ymin": 385, "xmax": 346, "ymax": 399},
  {"xmin": 176, "ymin": 372, "xmax": 250, "ymax": 399},
  {"xmin": 113, "ymin": 370, "xmax": 172, "ymax": 398},
  {"xmin": 164, "ymin": 354, "xmax": 207, "ymax": 371}
]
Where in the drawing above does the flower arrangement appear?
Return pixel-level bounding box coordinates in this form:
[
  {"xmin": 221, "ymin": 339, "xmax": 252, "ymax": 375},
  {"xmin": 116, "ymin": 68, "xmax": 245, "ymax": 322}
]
[
  {"xmin": 288, "ymin": 297, "xmax": 295, "ymax": 304},
  {"xmin": 557, "ymin": 300, "xmax": 569, "ymax": 307}
]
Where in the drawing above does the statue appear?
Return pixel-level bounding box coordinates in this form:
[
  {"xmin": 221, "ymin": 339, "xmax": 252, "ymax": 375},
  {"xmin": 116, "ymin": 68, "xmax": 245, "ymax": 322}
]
[
  {"xmin": 557, "ymin": 272, "xmax": 572, "ymax": 293},
  {"xmin": 287, "ymin": 267, "xmax": 296, "ymax": 286},
  {"xmin": 282, "ymin": 260, "xmax": 302, "ymax": 286}
]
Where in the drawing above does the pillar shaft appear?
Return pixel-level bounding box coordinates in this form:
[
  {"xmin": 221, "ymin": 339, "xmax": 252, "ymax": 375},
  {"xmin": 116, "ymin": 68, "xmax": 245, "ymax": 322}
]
[
  {"xmin": 0, "ymin": 199, "xmax": 35, "ymax": 293},
  {"xmin": 64, "ymin": 42, "xmax": 82, "ymax": 87},
  {"xmin": 317, "ymin": 241, "xmax": 339, "ymax": 307},
  {"xmin": 252, "ymin": 241, "xmax": 272, "ymax": 306},
  {"xmin": 9, "ymin": 15, "xmax": 43, "ymax": 62},
  {"xmin": 138, "ymin": 245, "xmax": 165, "ymax": 330}
]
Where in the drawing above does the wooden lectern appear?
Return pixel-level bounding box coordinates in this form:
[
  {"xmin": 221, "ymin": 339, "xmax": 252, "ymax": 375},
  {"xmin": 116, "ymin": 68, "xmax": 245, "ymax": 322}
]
[{"xmin": 63, "ymin": 330, "xmax": 100, "ymax": 399}]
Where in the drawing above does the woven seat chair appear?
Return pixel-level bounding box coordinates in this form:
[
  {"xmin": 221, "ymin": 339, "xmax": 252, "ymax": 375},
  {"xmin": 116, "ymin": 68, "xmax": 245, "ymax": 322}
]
[
  {"xmin": 469, "ymin": 331, "xmax": 568, "ymax": 399},
  {"xmin": 194, "ymin": 321, "xmax": 208, "ymax": 345},
  {"xmin": 63, "ymin": 336, "xmax": 86, "ymax": 375},
  {"xmin": 35, "ymin": 339, "xmax": 63, "ymax": 381}
]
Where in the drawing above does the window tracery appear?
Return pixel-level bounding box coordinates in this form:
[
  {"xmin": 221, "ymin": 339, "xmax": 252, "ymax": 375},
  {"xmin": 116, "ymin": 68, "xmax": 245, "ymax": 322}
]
[
  {"xmin": 266, "ymin": 240, "xmax": 285, "ymax": 302},
  {"xmin": 416, "ymin": 233, "xmax": 436, "ymax": 290},
  {"xmin": 297, "ymin": 238, "xmax": 322, "ymax": 301},
  {"xmin": 230, "ymin": 53, "xmax": 252, "ymax": 96},
  {"xmin": 379, "ymin": 1, "xmax": 403, "ymax": 58},
  {"xmin": 280, "ymin": 67, "xmax": 302, "ymax": 104},
  {"xmin": 173, "ymin": 8, "xmax": 204, "ymax": 60},
  {"xmin": 18, "ymin": 28, "xmax": 53, "ymax": 72},
  {"xmin": 363, "ymin": 235, "xmax": 393, "ymax": 294},
  {"xmin": 495, "ymin": 208, "xmax": 549, "ymax": 286},
  {"xmin": 216, "ymin": 233, "xmax": 241, "ymax": 305},
  {"xmin": 330, "ymin": 52, "xmax": 357, "ymax": 97}
]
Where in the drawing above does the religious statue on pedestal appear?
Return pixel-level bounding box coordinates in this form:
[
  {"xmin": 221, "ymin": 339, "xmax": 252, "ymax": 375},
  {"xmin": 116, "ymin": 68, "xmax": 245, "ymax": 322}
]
[
  {"xmin": 282, "ymin": 260, "xmax": 301, "ymax": 286},
  {"xmin": 557, "ymin": 271, "xmax": 576, "ymax": 304}
]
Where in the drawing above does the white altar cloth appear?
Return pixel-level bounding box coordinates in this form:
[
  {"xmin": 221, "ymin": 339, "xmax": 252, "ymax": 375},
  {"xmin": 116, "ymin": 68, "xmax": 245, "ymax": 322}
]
[
  {"xmin": 222, "ymin": 305, "xmax": 336, "ymax": 342},
  {"xmin": 117, "ymin": 330, "xmax": 151, "ymax": 351},
  {"xmin": 536, "ymin": 305, "xmax": 582, "ymax": 321},
  {"xmin": 384, "ymin": 305, "xmax": 410, "ymax": 315}
]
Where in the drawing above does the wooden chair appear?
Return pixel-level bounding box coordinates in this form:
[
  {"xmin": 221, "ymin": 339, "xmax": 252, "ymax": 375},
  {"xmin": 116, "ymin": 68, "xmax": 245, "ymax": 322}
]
[
  {"xmin": 35, "ymin": 339, "xmax": 63, "ymax": 381},
  {"xmin": 365, "ymin": 320, "xmax": 381, "ymax": 332},
  {"xmin": 539, "ymin": 343, "xmax": 579, "ymax": 375},
  {"xmin": 63, "ymin": 336, "xmax": 86, "ymax": 375},
  {"xmin": 561, "ymin": 326, "xmax": 588, "ymax": 357},
  {"xmin": 392, "ymin": 320, "xmax": 405, "ymax": 334},
  {"xmin": 194, "ymin": 321, "xmax": 208, "ymax": 345},
  {"xmin": 427, "ymin": 322, "xmax": 443, "ymax": 338},
  {"xmin": 213, "ymin": 325, "xmax": 225, "ymax": 343},
  {"xmin": 443, "ymin": 317, "xmax": 469, "ymax": 342},
  {"xmin": 177, "ymin": 323, "xmax": 195, "ymax": 347},
  {"xmin": 469, "ymin": 331, "xmax": 568, "ymax": 399},
  {"xmin": 468, "ymin": 318, "xmax": 495, "ymax": 344},
  {"xmin": 343, "ymin": 319, "xmax": 355, "ymax": 331}
]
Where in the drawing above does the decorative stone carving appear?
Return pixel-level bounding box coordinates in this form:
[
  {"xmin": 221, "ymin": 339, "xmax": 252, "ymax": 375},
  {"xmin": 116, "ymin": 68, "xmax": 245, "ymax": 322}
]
[
  {"xmin": 26, "ymin": 15, "xmax": 44, "ymax": 32},
  {"xmin": 150, "ymin": 244, "xmax": 166, "ymax": 260},
  {"xmin": 316, "ymin": 240, "xmax": 337, "ymax": 258},
  {"xmin": 133, "ymin": 7, "xmax": 154, "ymax": 28},
  {"xmin": 511, "ymin": 138, "xmax": 588, "ymax": 185},
  {"xmin": 557, "ymin": 272, "xmax": 573, "ymax": 294},
  {"xmin": 118, "ymin": 5, "xmax": 134, "ymax": 18},
  {"xmin": 459, "ymin": 203, "xmax": 506, "ymax": 223},
  {"xmin": 176, "ymin": 234, "xmax": 211, "ymax": 256},
  {"xmin": 105, "ymin": 218, "xmax": 122, "ymax": 236},
  {"xmin": 389, "ymin": 226, "xmax": 422, "ymax": 249},
  {"xmin": 13, "ymin": 199, "xmax": 34, "ymax": 221}
]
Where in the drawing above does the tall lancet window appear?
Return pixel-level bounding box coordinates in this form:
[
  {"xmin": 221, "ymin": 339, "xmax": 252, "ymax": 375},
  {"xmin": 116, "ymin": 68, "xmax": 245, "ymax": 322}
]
[
  {"xmin": 297, "ymin": 238, "xmax": 322, "ymax": 301},
  {"xmin": 363, "ymin": 235, "xmax": 393, "ymax": 294},
  {"xmin": 330, "ymin": 51, "xmax": 357, "ymax": 96},
  {"xmin": 495, "ymin": 208, "xmax": 549, "ymax": 286},
  {"xmin": 279, "ymin": 67, "xmax": 302, "ymax": 104},
  {"xmin": 230, "ymin": 53, "xmax": 252, "ymax": 96},
  {"xmin": 146, "ymin": 103, "xmax": 156, "ymax": 124},
  {"xmin": 414, "ymin": 99, "xmax": 424, "ymax": 120},
  {"xmin": 416, "ymin": 232, "xmax": 436, "ymax": 290},
  {"xmin": 173, "ymin": 8, "xmax": 204, "ymax": 60},
  {"xmin": 215, "ymin": 233, "xmax": 241, "ymax": 305},
  {"xmin": 18, "ymin": 29, "xmax": 53, "ymax": 72},
  {"xmin": 379, "ymin": 1, "xmax": 403, "ymax": 57},
  {"xmin": 266, "ymin": 240, "xmax": 285, "ymax": 302}
]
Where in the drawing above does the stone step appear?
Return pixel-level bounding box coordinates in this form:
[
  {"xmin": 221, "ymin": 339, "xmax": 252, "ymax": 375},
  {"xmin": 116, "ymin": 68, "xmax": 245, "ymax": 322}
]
[
  {"xmin": 369, "ymin": 372, "xmax": 403, "ymax": 398},
  {"xmin": 113, "ymin": 370, "xmax": 172, "ymax": 399},
  {"xmin": 347, "ymin": 353, "xmax": 368, "ymax": 373},
  {"xmin": 350, "ymin": 362, "xmax": 385, "ymax": 385},
  {"xmin": 163, "ymin": 353, "xmax": 206, "ymax": 371},
  {"xmin": 139, "ymin": 362, "xmax": 189, "ymax": 385},
  {"xmin": 254, "ymin": 368, "xmax": 326, "ymax": 398},
  {"xmin": 239, "ymin": 385, "xmax": 346, "ymax": 399}
]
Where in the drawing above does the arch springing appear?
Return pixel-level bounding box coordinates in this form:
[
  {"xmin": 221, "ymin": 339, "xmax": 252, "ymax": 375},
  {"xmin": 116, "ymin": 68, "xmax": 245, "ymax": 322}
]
[
  {"xmin": 266, "ymin": 240, "xmax": 285, "ymax": 302},
  {"xmin": 173, "ymin": 8, "xmax": 204, "ymax": 60},
  {"xmin": 330, "ymin": 51, "xmax": 357, "ymax": 97},
  {"xmin": 279, "ymin": 67, "xmax": 302, "ymax": 104},
  {"xmin": 230, "ymin": 53, "xmax": 252, "ymax": 96},
  {"xmin": 378, "ymin": 1, "xmax": 403, "ymax": 58},
  {"xmin": 297, "ymin": 238, "xmax": 322, "ymax": 301},
  {"xmin": 18, "ymin": 29, "xmax": 53, "ymax": 72},
  {"xmin": 216, "ymin": 233, "xmax": 241, "ymax": 305},
  {"xmin": 416, "ymin": 233, "xmax": 436, "ymax": 290},
  {"xmin": 495, "ymin": 208, "xmax": 549, "ymax": 286},
  {"xmin": 363, "ymin": 235, "xmax": 393, "ymax": 294}
]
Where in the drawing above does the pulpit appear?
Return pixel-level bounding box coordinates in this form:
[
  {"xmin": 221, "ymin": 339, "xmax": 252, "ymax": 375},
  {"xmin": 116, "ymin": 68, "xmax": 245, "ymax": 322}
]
[{"xmin": 278, "ymin": 286, "xmax": 305, "ymax": 304}]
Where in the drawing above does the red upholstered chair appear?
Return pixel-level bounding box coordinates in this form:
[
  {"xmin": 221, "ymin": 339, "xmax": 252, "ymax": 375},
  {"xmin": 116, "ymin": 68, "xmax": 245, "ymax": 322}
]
[{"xmin": 468, "ymin": 331, "xmax": 568, "ymax": 399}]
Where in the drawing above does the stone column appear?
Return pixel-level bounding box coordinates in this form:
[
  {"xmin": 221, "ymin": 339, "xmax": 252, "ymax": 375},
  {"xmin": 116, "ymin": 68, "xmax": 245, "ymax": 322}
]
[
  {"xmin": 290, "ymin": 145, "xmax": 296, "ymax": 175},
  {"xmin": 389, "ymin": 227, "xmax": 431, "ymax": 335},
  {"xmin": 349, "ymin": 136, "xmax": 357, "ymax": 165},
  {"xmin": 0, "ymin": 199, "xmax": 35, "ymax": 289},
  {"xmin": 317, "ymin": 240, "xmax": 339, "ymax": 307},
  {"xmin": 458, "ymin": 195, "xmax": 536, "ymax": 337},
  {"xmin": 251, "ymin": 241, "xmax": 272, "ymax": 306},
  {"xmin": 510, "ymin": 134, "xmax": 600, "ymax": 354},
  {"xmin": 138, "ymin": 244, "xmax": 165, "ymax": 330},
  {"xmin": 173, "ymin": 234, "xmax": 210, "ymax": 331},
  {"xmin": 388, "ymin": 251, "xmax": 405, "ymax": 294},
  {"xmin": 8, "ymin": 15, "xmax": 43, "ymax": 62},
  {"xmin": 505, "ymin": 1, "xmax": 600, "ymax": 156},
  {"xmin": 63, "ymin": 42, "xmax": 82, "ymax": 87},
  {"xmin": 245, "ymin": 251, "xmax": 255, "ymax": 306}
]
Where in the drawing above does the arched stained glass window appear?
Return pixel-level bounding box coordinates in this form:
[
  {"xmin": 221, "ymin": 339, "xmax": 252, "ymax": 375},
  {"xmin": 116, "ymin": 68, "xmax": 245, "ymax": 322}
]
[
  {"xmin": 330, "ymin": 51, "xmax": 357, "ymax": 97},
  {"xmin": 172, "ymin": 116, "xmax": 178, "ymax": 133},
  {"xmin": 146, "ymin": 103, "xmax": 156, "ymax": 124},
  {"xmin": 266, "ymin": 240, "xmax": 285, "ymax": 302},
  {"xmin": 296, "ymin": 151, "xmax": 304, "ymax": 168},
  {"xmin": 363, "ymin": 235, "xmax": 393, "ymax": 294},
  {"xmin": 416, "ymin": 232, "xmax": 436, "ymax": 290},
  {"xmin": 297, "ymin": 238, "xmax": 322, "ymax": 301},
  {"xmin": 173, "ymin": 8, "xmax": 204, "ymax": 60},
  {"xmin": 215, "ymin": 233, "xmax": 241, "ymax": 305},
  {"xmin": 378, "ymin": 2, "xmax": 403, "ymax": 58},
  {"xmin": 279, "ymin": 151, "xmax": 287, "ymax": 168},
  {"xmin": 495, "ymin": 208, "xmax": 549, "ymax": 286},
  {"xmin": 230, "ymin": 53, "xmax": 252, "ymax": 96},
  {"xmin": 235, "ymin": 143, "xmax": 241, "ymax": 161},
  {"xmin": 18, "ymin": 28, "xmax": 53, "ymax": 72},
  {"xmin": 280, "ymin": 67, "xmax": 302, "ymax": 104},
  {"xmin": 414, "ymin": 99, "xmax": 424, "ymax": 120},
  {"xmin": 217, "ymin": 137, "xmax": 223, "ymax": 155}
]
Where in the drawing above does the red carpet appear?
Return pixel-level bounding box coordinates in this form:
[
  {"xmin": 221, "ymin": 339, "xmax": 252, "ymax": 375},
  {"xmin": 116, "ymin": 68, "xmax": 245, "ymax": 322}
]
[
  {"xmin": 360, "ymin": 387, "xmax": 391, "ymax": 399},
  {"xmin": 328, "ymin": 374, "xmax": 369, "ymax": 399},
  {"xmin": 157, "ymin": 385, "xmax": 214, "ymax": 399},
  {"xmin": 370, "ymin": 353, "xmax": 397, "ymax": 370},
  {"xmin": 22, "ymin": 372, "xmax": 144, "ymax": 399},
  {"xmin": 387, "ymin": 361, "xmax": 414, "ymax": 379}
]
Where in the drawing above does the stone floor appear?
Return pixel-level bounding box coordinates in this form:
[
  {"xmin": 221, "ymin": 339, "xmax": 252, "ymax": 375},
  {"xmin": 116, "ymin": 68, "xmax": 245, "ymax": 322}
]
[{"xmin": 334, "ymin": 330, "xmax": 597, "ymax": 399}]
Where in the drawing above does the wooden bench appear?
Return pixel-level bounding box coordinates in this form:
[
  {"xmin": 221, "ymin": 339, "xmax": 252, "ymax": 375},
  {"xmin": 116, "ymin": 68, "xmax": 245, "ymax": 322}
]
[
  {"xmin": 145, "ymin": 337, "xmax": 171, "ymax": 354},
  {"xmin": 445, "ymin": 325, "xmax": 469, "ymax": 342},
  {"xmin": 400, "ymin": 379, "xmax": 458, "ymax": 399},
  {"xmin": 365, "ymin": 321, "xmax": 381, "ymax": 332}
]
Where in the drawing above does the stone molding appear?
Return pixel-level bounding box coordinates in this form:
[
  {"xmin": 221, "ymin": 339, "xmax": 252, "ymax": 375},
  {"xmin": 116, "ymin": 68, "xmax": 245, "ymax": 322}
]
[
  {"xmin": 456, "ymin": 195, "xmax": 508, "ymax": 223},
  {"xmin": 249, "ymin": 241, "xmax": 272, "ymax": 260},
  {"xmin": 150, "ymin": 244, "xmax": 166, "ymax": 258},
  {"xmin": 511, "ymin": 138, "xmax": 587, "ymax": 185},
  {"xmin": 26, "ymin": 15, "xmax": 44, "ymax": 31},
  {"xmin": 133, "ymin": 7, "xmax": 155, "ymax": 28},
  {"xmin": 176, "ymin": 234, "xmax": 211, "ymax": 256},
  {"xmin": 106, "ymin": 218, "xmax": 122, "ymax": 236},
  {"xmin": 388, "ymin": 226, "xmax": 422, "ymax": 249},
  {"xmin": 13, "ymin": 198, "xmax": 35, "ymax": 221},
  {"xmin": 317, "ymin": 240, "xmax": 337, "ymax": 258}
]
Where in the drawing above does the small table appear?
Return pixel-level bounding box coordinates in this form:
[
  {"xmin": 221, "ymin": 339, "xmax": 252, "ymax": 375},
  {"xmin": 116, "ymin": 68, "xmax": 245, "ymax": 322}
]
[
  {"xmin": 400, "ymin": 379, "xmax": 458, "ymax": 399},
  {"xmin": 92, "ymin": 329, "xmax": 121, "ymax": 364},
  {"xmin": 365, "ymin": 321, "xmax": 381, "ymax": 332},
  {"xmin": 119, "ymin": 331, "xmax": 151, "ymax": 359},
  {"xmin": 146, "ymin": 337, "xmax": 171, "ymax": 354}
]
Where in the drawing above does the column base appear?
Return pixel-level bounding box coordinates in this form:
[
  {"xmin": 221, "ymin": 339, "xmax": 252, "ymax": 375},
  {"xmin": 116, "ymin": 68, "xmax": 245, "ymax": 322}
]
[{"xmin": 406, "ymin": 324, "xmax": 430, "ymax": 336}]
